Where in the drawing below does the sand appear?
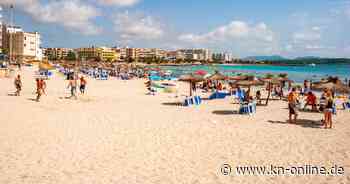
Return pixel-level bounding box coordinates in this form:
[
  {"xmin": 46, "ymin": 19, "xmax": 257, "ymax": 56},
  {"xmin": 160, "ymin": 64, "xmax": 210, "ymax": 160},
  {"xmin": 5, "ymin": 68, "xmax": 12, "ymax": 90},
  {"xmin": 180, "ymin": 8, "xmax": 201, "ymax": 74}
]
[{"xmin": 0, "ymin": 66, "xmax": 349, "ymax": 184}]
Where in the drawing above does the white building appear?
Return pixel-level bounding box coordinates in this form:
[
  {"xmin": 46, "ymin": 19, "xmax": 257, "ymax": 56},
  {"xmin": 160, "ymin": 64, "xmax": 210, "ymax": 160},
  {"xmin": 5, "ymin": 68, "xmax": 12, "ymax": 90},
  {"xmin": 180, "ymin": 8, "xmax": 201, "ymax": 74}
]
[
  {"xmin": 177, "ymin": 48, "xmax": 212, "ymax": 61},
  {"xmin": 9, "ymin": 30, "xmax": 43, "ymax": 61},
  {"xmin": 212, "ymin": 52, "xmax": 232, "ymax": 62}
]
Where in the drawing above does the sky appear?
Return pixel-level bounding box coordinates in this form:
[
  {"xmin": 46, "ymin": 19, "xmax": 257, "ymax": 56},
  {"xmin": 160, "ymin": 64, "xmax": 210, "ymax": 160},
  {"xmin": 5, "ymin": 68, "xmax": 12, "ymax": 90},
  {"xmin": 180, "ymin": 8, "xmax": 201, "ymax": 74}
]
[{"xmin": 1, "ymin": 0, "xmax": 350, "ymax": 58}]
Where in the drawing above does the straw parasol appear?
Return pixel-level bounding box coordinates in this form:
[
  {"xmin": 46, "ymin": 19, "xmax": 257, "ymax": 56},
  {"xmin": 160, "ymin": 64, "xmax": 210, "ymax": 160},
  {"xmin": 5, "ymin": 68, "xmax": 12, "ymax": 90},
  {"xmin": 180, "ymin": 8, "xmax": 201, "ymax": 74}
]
[
  {"xmin": 233, "ymin": 79, "xmax": 264, "ymax": 87},
  {"xmin": 312, "ymin": 81, "xmax": 350, "ymax": 94},
  {"xmin": 228, "ymin": 75, "xmax": 249, "ymax": 81},
  {"xmin": 179, "ymin": 74, "xmax": 204, "ymax": 96},
  {"xmin": 260, "ymin": 76, "xmax": 293, "ymax": 105},
  {"xmin": 207, "ymin": 72, "xmax": 227, "ymax": 81}
]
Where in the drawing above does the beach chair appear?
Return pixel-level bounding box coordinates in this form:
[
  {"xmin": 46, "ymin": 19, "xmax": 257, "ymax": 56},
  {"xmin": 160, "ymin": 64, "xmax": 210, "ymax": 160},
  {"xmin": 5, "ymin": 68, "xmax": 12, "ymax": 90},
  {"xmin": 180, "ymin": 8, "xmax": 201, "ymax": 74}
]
[
  {"xmin": 184, "ymin": 96, "xmax": 194, "ymax": 106},
  {"xmin": 239, "ymin": 103, "xmax": 250, "ymax": 115},
  {"xmin": 239, "ymin": 102, "xmax": 255, "ymax": 115},
  {"xmin": 194, "ymin": 96, "xmax": 202, "ymax": 105}
]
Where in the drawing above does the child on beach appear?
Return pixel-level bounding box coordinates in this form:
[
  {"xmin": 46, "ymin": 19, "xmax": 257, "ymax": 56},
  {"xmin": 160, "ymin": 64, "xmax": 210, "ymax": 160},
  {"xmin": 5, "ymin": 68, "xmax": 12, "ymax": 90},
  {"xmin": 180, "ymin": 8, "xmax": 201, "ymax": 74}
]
[
  {"xmin": 80, "ymin": 76, "xmax": 87, "ymax": 95},
  {"xmin": 14, "ymin": 75, "xmax": 22, "ymax": 96},
  {"xmin": 256, "ymin": 90, "xmax": 262, "ymax": 104},
  {"xmin": 288, "ymin": 88, "xmax": 299, "ymax": 123}
]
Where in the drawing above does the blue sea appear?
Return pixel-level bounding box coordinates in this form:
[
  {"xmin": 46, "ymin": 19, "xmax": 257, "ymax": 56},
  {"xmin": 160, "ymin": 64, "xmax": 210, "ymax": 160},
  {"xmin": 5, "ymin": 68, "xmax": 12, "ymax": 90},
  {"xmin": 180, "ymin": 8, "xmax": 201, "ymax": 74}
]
[{"xmin": 156, "ymin": 64, "xmax": 350, "ymax": 83}]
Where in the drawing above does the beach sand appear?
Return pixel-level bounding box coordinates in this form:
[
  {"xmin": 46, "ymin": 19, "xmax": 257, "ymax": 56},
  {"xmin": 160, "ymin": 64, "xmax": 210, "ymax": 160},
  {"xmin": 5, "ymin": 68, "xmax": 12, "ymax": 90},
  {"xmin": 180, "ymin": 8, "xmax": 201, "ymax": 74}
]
[{"xmin": 0, "ymin": 66, "xmax": 349, "ymax": 184}]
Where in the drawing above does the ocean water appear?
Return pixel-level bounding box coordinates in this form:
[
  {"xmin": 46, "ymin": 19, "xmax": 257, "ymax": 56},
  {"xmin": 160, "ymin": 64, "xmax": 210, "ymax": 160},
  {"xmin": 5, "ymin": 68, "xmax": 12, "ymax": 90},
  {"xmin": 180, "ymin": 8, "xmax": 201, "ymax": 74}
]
[{"xmin": 157, "ymin": 64, "xmax": 350, "ymax": 83}]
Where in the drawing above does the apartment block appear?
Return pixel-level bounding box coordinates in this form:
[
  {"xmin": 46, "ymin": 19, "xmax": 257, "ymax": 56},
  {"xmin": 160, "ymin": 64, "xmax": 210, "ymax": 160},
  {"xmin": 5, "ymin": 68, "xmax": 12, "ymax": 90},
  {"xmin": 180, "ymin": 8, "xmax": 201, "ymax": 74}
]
[{"xmin": 45, "ymin": 48, "xmax": 73, "ymax": 60}]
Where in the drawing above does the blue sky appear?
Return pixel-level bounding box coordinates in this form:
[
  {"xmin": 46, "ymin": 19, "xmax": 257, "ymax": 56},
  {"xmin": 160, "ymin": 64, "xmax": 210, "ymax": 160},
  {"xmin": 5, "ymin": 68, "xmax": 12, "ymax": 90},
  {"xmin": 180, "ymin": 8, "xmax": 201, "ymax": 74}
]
[{"xmin": 1, "ymin": 0, "xmax": 350, "ymax": 58}]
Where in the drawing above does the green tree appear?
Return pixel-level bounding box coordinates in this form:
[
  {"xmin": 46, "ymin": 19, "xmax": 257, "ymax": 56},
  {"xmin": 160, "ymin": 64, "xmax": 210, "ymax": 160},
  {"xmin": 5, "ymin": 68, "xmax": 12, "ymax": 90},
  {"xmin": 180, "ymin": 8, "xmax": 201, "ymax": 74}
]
[
  {"xmin": 65, "ymin": 51, "xmax": 76, "ymax": 61},
  {"xmin": 265, "ymin": 73, "xmax": 275, "ymax": 79}
]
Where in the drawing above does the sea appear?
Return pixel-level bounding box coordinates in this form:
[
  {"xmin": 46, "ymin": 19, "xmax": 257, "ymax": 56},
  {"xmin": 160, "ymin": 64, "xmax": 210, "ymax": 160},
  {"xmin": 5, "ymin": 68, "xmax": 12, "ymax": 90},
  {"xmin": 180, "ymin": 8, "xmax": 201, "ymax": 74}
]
[{"xmin": 156, "ymin": 63, "xmax": 350, "ymax": 83}]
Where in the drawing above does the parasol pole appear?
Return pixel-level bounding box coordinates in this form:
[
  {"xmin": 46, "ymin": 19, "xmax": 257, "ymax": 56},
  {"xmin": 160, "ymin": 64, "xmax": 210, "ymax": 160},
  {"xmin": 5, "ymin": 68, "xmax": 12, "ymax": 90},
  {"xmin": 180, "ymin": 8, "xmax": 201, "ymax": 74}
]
[
  {"xmin": 266, "ymin": 82, "xmax": 272, "ymax": 105},
  {"xmin": 190, "ymin": 82, "xmax": 193, "ymax": 96}
]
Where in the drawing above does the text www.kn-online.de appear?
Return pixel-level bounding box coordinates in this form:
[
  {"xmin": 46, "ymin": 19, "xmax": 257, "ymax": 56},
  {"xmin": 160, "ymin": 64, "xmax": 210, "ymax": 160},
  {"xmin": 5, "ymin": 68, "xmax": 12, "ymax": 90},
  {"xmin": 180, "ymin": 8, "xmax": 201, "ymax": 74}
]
[{"xmin": 220, "ymin": 164, "xmax": 345, "ymax": 176}]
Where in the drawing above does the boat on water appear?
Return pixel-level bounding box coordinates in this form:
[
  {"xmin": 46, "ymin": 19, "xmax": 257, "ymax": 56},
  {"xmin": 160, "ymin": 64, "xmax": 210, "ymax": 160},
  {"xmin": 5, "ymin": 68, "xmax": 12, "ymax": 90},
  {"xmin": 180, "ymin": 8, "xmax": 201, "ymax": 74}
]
[{"xmin": 309, "ymin": 63, "xmax": 316, "ymax": 67}]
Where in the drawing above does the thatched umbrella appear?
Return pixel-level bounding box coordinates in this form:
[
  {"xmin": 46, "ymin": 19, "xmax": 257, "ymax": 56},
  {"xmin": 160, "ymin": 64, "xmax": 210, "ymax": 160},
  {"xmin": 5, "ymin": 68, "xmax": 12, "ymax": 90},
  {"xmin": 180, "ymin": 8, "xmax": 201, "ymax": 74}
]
[
  {"xmin": 207, "ymin": 72, "xmax": 227, "ymax": 81},
  {"xmin": 312, "ymin": 81, "xmax": 350, "ymax": 94},
  {"xmin": 228, "ymin": 75, "xmax": 249, "ymax": 81},
  {"xmin": 260, "ymin": 77, "xmax": 293, "ymax": 105},
  {"xmin": 234, "ymin": 79, "xmax": 264, "ymax": 87},
  {"xmin": 179, "ymin": 74, "xmax": 204, "ymax": 96}
]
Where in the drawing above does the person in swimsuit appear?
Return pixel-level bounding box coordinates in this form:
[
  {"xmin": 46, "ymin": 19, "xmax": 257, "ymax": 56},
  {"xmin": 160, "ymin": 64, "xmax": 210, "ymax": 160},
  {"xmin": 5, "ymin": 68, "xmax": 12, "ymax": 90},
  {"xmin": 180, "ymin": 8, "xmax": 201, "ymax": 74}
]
[
  {"xmin": 67, "ymin": 77, "xmax": 78, "ymax": 99},
  {"xmin": 288, "ymin": 87, "xmax": 299, "ymax": 123},
  {"xmin": 35, "ymin": 78, "xmax": 43, "ymax": 102},
  {"xmin": 40, "ymin": 79, "xmax": 47, "ymax": 95},
  {"xmin": 14, "ymin": 74, "xmax": 22, "ymax": 96},
  {"xmin": 324, "ymin": 89, "xmax": 334, "ymax": 129},
  {"xmin": 79, "ymin": 76, "xmax": 87, "ymax": 95}
]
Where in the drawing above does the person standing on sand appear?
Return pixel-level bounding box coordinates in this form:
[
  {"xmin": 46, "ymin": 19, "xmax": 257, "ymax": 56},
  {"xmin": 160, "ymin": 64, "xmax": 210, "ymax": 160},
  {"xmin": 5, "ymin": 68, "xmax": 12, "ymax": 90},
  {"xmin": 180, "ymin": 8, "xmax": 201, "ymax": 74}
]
[
  {"xmin": 288, "ymin": 87, "xmax": 299, "ymax": 123},
  {"xmin": 79, "ymin": 76, "xmax": 87, "ymax": 95},
  {"xmin": 323, "ymin": 89, "xmax": 334, "ymax": 129},
  {"xmin": 35, "ymin": 78, "xmax": 43, "ymax": 102},
  {"xmin": 14, "ymin": 74, "xmax": 22, "ymax": 96},
  {"xmin": 67, "ymin": 77, "xmax": 78, "ymax": 99}
]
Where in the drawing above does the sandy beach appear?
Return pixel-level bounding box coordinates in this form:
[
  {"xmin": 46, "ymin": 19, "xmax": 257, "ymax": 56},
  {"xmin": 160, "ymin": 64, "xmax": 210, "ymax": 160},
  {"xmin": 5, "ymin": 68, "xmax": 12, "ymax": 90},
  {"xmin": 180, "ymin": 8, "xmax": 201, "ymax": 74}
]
[{"xmin": 0, "ymin": 66, "xmax": 349, "ymax": 184}]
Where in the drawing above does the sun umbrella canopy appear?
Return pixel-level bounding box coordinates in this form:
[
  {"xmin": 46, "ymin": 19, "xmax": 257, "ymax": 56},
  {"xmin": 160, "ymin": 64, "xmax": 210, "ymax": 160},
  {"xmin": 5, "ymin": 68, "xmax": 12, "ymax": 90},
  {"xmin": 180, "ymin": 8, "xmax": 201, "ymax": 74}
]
[
  {"xmin": 233, "ymin": 79, "xmax": 264, "ymax": 87},
  {"xmin": 260, "ymin": 77, "xmax": 280, "ymax": 85},
  {"xmin": 312, "ymin": 82, "xmax": 350, "ymax": 94},
  {"xmin": 260, "ymin": 77, "xmax": 293, "ymax": 84},
  {"xmin": 179, "ymin": 74, "xmax": 204, "ymax": 83},
  {"xmin": 228, "ymin": 75, "xmax": 249, "ymax": 81},
  {"xmin": 277, "ymin": 77, "xmax": 293, "ymax": 83},
  {"xmin": 207, "ymin": 73, "xmax": 227, "ymax": 81},
  {"xmin": 194, "ymin": 70, "xmax": 207, "ymax": 76}
]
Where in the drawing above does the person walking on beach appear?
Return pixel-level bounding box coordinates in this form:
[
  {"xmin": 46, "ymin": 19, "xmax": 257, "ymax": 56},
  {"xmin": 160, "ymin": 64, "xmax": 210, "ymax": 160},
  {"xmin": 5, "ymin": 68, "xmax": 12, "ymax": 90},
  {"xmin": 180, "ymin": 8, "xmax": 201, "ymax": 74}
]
[
  {"xmin": 40, "ymin": 79, "xmax": 47, "ymax": 95},
  {"xmin": 14, "ymin": 74, "xmax": 22, "ymax": 96},
  {"xmin": 35, "ymin": 78, "xmax": 44, "ymax": 102},
  {"xmin": 79, "ymin": 76, "xmax": 87, "ymax": 95},
  {"xmin": 288, "ymin": 87, "xmax": 299, "ymax": 123},
  {"xmin": 67, "ymin": 77, "xmax": 78, "ymax": 99}
]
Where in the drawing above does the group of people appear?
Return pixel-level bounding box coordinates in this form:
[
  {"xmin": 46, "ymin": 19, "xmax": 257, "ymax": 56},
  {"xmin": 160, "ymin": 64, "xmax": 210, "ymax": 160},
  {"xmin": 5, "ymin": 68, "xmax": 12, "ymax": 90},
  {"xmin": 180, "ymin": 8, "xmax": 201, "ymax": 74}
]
[
  {"xmin": 66, "ymin": 73, "xmax": 87, "ymax": 99},
  {"xmin": 288, "ymin": 87, "xmax": 335, "ymax": 129},
  {"xmin": 201, "ymin": 80, "xmax": 225, "ymax": 92},
  {"xmin": 13, "ymin": 73, "xmax": 87, "ymax": 101}
]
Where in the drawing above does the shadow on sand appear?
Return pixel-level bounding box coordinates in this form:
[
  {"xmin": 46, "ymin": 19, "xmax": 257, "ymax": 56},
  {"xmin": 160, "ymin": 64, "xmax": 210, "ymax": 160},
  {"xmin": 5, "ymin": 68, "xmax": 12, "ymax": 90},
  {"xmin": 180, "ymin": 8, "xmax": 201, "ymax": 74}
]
[
  {"xmin": 268, "ymin": 119, "xmax": 324, "ymax": 129},
  {"xmin": 162, "ymin": 102, "xmax": 183, "ymax": 106},
  {"xmin": 212, "ymin": 110, "xmax": 239, "ymax": 115},
  {"xmin": 27, "ymin": 98, "xmax": 38, "ymax": 102}
]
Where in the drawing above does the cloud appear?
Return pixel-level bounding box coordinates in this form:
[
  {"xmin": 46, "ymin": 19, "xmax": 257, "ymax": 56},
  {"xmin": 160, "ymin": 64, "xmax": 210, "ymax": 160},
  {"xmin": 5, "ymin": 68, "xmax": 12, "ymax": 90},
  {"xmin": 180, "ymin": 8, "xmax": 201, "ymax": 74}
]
[
  {"xmin": 113, "ymin": 11, "xmax": 164, "ymax": 42},
  {"xmin": 179, "ymin": 21, "xmax": 275, "ymax": 44},
  {"xmin": 293, "ymin": 27, "xmax": 321, "ymax": 43},
  {"xmin": 97, "ymin": 0, "xmax": 140, "ymax": 6},
  {"xmin": 177, "ymin": 21, "xmax": 279, "ymax": 56},
  {"xmin": 0, "ymin": 0, "xmax": 101, "ymax": 35}
]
